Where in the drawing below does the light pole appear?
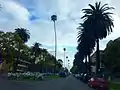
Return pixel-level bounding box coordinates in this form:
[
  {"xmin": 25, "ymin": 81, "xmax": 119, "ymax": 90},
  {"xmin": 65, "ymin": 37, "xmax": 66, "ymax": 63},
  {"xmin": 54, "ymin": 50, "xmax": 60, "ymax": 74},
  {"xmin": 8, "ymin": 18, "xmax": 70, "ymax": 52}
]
[
  {"xmin": 63, "ymin": 48, "xmax": 66, "ymax": 68},
  {"xmin": 51, "ymin": 15, "xmax": 57, "ymax": 73}
]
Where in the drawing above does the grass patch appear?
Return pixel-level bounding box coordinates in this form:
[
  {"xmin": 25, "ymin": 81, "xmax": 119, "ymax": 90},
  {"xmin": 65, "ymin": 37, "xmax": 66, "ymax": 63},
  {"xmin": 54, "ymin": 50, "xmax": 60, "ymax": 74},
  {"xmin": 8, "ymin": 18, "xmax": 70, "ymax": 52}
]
[
  {"xmin": 46, "ymin": 75, "xmax": 60, "ymax": 79},
  {"xmin": 109, "ymin": 82, "xmax": 120, "ymax": 90}
]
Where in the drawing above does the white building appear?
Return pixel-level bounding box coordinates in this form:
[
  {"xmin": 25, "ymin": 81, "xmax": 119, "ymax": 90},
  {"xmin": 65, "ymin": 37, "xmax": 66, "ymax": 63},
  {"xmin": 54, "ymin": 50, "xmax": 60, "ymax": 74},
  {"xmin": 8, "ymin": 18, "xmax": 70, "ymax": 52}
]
[{"xmin": 90, "ymin": 50, "xmax": 104, "ymax": 73}]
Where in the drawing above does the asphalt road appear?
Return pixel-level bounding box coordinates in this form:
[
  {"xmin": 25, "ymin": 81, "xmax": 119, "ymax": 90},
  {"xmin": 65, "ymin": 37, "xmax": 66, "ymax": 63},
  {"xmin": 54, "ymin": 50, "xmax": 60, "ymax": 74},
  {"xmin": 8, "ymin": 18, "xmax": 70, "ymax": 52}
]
[{"xmin": 0, "ymin": 75, "xmax": 94, "ymax": 90}]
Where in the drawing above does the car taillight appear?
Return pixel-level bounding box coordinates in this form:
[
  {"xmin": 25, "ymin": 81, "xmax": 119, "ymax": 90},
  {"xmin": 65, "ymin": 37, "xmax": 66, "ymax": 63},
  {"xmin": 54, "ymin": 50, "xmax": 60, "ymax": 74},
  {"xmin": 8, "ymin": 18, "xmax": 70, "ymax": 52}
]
[{"xmin": 91, "ymin": 78, "xmax": 95, "ymax": 81}]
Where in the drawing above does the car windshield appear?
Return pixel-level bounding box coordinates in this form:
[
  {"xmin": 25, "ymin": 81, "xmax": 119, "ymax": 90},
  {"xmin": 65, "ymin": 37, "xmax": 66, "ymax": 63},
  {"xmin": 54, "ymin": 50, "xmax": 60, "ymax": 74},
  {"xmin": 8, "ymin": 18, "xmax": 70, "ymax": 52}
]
[{"xmin": 0, "ymin": 0, "xmax": 119, "ymax": 90}]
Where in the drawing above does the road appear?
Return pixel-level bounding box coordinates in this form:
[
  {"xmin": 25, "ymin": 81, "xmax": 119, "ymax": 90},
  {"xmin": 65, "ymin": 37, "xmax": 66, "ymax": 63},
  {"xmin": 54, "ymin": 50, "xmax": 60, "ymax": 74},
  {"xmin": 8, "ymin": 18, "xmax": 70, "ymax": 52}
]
[{"xmin": 0, "ymin": 75, "xmax": 93, "ymax": 90}]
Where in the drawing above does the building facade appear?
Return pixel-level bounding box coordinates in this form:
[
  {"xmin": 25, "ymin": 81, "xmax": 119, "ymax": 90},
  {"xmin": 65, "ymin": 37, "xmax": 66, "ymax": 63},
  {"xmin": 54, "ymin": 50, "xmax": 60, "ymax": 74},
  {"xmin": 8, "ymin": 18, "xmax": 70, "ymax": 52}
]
[{"xmin": 90, "ymin": 50, "xmax": 104, "ymax": 73}]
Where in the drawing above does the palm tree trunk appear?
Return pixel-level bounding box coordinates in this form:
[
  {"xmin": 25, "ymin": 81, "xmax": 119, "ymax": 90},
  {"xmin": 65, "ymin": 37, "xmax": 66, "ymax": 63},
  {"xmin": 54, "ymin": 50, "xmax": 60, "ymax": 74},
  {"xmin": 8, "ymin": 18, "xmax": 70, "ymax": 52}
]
[
  {"xmin": 13, "ymin": 42, "xmax": 20, "ymax": 72},
  {"xmin": 85, "ymin": 57, "xmax": 88, "ymax": 73},
  {"xmin": 34, "ymin": 57, "xmax": 36, "ymax": 64},
  {"xmin": 96, "ymin": 38, "xmax": 100, "ymax": 74},
  {"xmin": 34, "ymin": 52, "xmax": 37, "ymax": 64},
  {"xmin": 88, "ymin": 54, "xmax": 91, "ymax": 74}
]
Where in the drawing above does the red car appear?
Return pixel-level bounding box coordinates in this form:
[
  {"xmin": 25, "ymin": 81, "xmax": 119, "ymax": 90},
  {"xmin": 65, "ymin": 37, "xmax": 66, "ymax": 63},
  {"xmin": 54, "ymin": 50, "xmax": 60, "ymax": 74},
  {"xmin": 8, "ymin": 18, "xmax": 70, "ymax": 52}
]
[{"xmin": 88, "ymin": 77, "xmax": 109, "ymax": 90}]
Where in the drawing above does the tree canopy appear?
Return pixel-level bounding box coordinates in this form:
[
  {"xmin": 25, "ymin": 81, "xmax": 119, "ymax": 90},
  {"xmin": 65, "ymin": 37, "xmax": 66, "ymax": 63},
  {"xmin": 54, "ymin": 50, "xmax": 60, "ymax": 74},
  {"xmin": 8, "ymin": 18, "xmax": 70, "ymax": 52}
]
[
  {"xmin": 0, "ymin": 30, "xmax": 63, "ymax": 73},
  {"xmin": 102, "ymin": 37, "xmax": 120, "ymax": 73},
  {"xmin": 76, "ymin": 1, "xmax": 114, "ymax": 73}
]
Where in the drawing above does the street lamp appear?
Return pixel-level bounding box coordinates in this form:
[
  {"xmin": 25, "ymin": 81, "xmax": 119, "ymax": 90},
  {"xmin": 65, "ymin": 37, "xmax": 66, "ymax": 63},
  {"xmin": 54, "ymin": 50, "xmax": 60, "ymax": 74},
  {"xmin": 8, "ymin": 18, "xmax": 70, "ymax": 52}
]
[
  {"xmin": 51, "ymin": 15, "xmax": 57, "ymax": 73},
  {"xmin": 63, "ymin": 48, "xmax": 66, "ymax": 68}
]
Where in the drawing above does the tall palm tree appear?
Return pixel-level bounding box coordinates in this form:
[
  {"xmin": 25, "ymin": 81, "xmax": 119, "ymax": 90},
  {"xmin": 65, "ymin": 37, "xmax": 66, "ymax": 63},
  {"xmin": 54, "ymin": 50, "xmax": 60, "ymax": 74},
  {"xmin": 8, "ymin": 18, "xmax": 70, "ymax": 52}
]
[
  {"xmin": 63, "ymin": 48, "xmax": 66, "ymax": 67},
  {"xmin": 14, "ymin": 28, "xmax": 30, "ymax": 72},
  {"xmin": 15, "ymin": 28, "xmax": 30, "ymax": 61},
  {"xmin": 51, "ymin": 15, "xmax": 57, "ymax": 73},
  {"xmin": 51, "ymin": 15, "xmax": 57, "ymax": 58},
  {"xmin": 81, "ymin": 2, "xmax": 114, "ymax": 73}
]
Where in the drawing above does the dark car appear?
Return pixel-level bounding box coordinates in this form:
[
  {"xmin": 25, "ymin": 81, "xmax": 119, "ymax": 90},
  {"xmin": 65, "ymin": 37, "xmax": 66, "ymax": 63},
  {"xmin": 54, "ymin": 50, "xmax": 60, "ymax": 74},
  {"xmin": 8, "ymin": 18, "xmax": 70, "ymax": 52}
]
[
  {"xmin": 74, "ymin": 74, "xmax": 80, "ymax": 79},
  {"xmin": 59, "ymin": 72, "xmax": 66, "ymax": 77},
  {"xmin": 80, "ymin": 73, "xmax": 84, "ymax": 80},
  {"xmin": 82, "ymin": 73, "xmax": 92, "ymax": 83}
]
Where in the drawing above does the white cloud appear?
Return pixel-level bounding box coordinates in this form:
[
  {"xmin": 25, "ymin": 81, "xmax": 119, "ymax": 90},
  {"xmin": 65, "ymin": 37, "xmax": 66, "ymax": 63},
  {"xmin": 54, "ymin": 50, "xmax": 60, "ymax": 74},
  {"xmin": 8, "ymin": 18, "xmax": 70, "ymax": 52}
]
[{"xmin": 0, "ymin": 0, "xmax": 30, "ymax": 31}]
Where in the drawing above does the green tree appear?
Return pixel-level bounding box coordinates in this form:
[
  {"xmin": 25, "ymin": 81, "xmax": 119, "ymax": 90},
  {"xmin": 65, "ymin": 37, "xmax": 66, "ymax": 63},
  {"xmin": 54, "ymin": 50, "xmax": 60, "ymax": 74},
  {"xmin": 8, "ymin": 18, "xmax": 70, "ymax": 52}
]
[
  {"xmin": 58, "ymin": 59, "xmax": 63, "ymax": 66},
  {"xmin": 81, "ymin": 2, "xmax": 114, "ymax": 73},
  {"xmin": 71, "ymin": 52, "xmax": 86, "ymax": 73},
  {"xmin": 77, "ymin": 23, "xmax": 96, "ymax": 73},
  {"xmin": 0, "ymin": 31, "xmax": 24, "ymax": 72},
  {"xmin": 14, "ymin": 28, "xmax": 30, "ymax": 72},
  {"xmin": 31, "ymin": 42, "xmax": 42, "ymax": 64},
  {"xmin": 56, "ymin": 59, "xmax": 63, "ymax": 72},
  {"xmin": 103, "ymin": 38, "xmax": 120, "ymax": 73}
]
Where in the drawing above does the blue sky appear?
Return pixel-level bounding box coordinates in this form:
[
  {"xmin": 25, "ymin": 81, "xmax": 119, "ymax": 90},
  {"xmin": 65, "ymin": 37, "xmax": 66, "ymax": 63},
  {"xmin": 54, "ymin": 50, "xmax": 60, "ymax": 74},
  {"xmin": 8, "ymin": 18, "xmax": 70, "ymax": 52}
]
[{"xmin": 0, "ymin": 0, "xmax": 120, "ymax": 68}]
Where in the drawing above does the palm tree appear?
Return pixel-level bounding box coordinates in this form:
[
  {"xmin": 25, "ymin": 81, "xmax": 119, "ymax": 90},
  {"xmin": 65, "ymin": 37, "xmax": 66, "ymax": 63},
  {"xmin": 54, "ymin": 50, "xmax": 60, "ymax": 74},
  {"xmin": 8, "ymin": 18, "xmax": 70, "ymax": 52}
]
[
  {"xmin": 81, "ymin": 2, "xmax": 114, "ymax": 73},
  {"xmin": 51, "ymin": 15, "xmax": 57, "ymax": 59},
  {"xmin": 14, "ymin": 28, "xmax": 30, "ymax": 65},
  {"xmin": 31, "ymin": 42, "xmax": 42, "ymax": 64},
  {"xmin": 73, "ymin": 52, "xmax": 86, "ymax": 73},
  {"xmin": 58, "ymin": 59, "xmax": 63, "ymax": 66},
  {"xmin": 15, "ymin": 28, "xmax": 30, "ymax": 43},
  {"xmin": 41, "ymin": 48, "xmax": 47, "ymax": 61},
  {"xmin": 41, "ymin": 48, "xmax": 48, "ymax": 72},
  {"xmin": 13, "ymin": 28, "xmax": 30, "ymax": 72},
  {"xmin": 51, "ymin": 15, "xmax": 57, "ymax": 74},
  {"xmin": 63, "ymin": 48, "xmax": 66, "ymax": 67},
  {"xmin": 77, "ymin": 23, "xmax": 96, "ymax": 73}
]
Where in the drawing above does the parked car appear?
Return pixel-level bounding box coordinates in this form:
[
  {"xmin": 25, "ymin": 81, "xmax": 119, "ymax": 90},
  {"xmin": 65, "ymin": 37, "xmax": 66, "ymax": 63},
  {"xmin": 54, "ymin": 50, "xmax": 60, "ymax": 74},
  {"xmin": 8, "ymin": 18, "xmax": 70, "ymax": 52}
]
[
  {"xmin": 82, "ymin": 73, "xmax": 92, "ymax": 83},
  {"xmin": 59, "ymin": 72, "xmax": 66, "ymax": 77},
  {"xmin": 88, "ymin": 76, "xmax": 109, "ymax": 90},
  {"xmin": 80, "ymin": 73, "xmax": 84, "ymax": 80},
  {"xmin": 74, "ymin": 74, "xmax": 79, "ymax": 78}
]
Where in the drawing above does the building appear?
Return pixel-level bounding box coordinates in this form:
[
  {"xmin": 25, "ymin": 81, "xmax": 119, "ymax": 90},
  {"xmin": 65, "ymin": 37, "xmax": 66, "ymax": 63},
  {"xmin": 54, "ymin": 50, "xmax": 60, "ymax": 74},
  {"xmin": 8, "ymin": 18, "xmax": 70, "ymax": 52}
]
[
  {"xmin": 90, "ymin": 50, "xmax": 104, "ymax": 73},
  {"xmin": 16, "ymin": 59, "xmax": 31, "ymax": 72},
  {"xmin": 0, "ymin": 60, "xmax": 9, "ymax": 73}
]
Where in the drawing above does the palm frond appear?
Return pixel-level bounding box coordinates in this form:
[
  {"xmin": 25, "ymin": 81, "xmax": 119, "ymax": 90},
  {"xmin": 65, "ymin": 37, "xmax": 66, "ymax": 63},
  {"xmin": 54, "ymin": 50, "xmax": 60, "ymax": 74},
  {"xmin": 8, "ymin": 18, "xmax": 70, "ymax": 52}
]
[
  {"xmin": 100, "ymin": 3, "xmax": 108, "ymax": 10},
  {"xmin": 82, "ymin": 9, "xmax": 93, "ymax": 14},
  {"xmin": 81, "ymin": 14, "xmax": 90, "ymax": 19},
  {"xmin": 103, "ymin": 12, "xmax": 114, "ymax": 15},
  {"xmin": 102, "ymin": 7, "xmax": 114, "ymax": 12},
  {"xmin": 98, "ymin": 2, "xmax": 101, "ymax": 9},
  {"xmin": 95, "ymin": 2, "xmax": 101, "ymax": 10},
  {"xmin": 89, "ymin": 4, "xmax": 95, "ymax": 10}
]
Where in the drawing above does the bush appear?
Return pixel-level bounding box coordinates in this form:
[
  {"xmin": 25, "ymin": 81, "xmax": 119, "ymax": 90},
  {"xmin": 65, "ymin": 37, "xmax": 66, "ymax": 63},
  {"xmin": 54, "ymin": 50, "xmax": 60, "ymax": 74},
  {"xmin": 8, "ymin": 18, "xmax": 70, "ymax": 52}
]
[{"xmin": 8, "ymin": 72, "xmax": 44, "ymax": 81}]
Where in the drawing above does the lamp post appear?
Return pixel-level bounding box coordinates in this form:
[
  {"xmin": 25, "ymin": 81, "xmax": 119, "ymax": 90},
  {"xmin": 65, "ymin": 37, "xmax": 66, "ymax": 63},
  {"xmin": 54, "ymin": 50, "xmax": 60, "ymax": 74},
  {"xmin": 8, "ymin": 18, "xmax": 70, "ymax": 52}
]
[{"xmin": 51, "ymin": 15, "xmax": 57, "ymax": 74}]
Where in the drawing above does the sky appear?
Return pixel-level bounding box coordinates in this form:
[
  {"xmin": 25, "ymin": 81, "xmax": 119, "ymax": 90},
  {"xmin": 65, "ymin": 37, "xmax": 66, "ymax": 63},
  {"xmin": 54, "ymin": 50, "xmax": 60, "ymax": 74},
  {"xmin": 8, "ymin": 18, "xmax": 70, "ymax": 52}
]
[{"xmin": 0, "ymin": 0, "xmax": 120, "ymax": 68}]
